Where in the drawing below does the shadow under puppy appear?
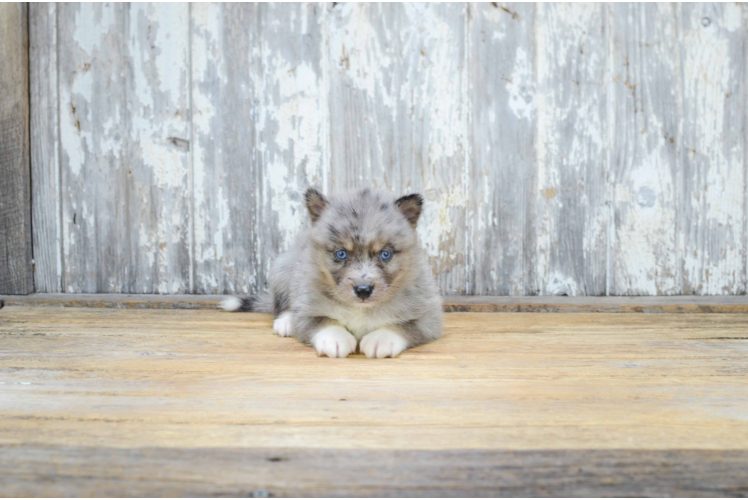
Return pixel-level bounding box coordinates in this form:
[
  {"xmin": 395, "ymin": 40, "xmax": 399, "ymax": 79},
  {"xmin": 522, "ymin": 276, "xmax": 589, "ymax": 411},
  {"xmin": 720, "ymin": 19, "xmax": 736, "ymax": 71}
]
[{"xmin": 220, "ymin": 188, "xmax": 443, "ymax": 358}]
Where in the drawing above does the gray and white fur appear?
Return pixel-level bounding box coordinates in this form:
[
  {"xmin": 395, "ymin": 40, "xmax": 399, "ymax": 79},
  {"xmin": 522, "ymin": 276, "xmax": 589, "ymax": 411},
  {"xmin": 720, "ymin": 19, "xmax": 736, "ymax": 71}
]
[{"xmin": 220, "ymin": 188, "xmax": 443, "ymax": 358}]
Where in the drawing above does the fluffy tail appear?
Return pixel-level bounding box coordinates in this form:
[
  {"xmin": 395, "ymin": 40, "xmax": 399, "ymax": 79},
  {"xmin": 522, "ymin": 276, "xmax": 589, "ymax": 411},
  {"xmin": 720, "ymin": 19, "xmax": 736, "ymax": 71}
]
[{"xmin": 218, "ymin": 293, "xmax": 273, "ymax": 313}]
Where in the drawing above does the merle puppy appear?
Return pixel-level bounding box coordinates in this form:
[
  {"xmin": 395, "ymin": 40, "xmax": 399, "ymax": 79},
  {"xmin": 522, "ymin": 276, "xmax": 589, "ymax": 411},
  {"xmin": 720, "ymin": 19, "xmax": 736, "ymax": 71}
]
[{"xmin": 220, "ymin": 188, "xmax": 443, "ymax": 358}]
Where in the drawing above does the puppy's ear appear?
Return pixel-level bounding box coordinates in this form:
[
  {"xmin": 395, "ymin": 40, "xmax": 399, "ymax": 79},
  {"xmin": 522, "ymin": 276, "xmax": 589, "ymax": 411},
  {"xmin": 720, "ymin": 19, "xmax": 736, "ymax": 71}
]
[
  {"xmin": 395, "ymin": 193, "xmax": 423, "ymax": 228},
  {"xmin": 304, "ymin": 188, "xmax": 328, "ymax": 224}
]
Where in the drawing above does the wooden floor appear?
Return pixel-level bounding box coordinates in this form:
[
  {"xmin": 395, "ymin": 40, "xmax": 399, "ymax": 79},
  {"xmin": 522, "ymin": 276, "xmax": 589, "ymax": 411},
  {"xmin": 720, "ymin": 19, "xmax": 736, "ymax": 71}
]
[{"xmin": 1, "ymin": 305, "xmax": 747, "ymax": 496}]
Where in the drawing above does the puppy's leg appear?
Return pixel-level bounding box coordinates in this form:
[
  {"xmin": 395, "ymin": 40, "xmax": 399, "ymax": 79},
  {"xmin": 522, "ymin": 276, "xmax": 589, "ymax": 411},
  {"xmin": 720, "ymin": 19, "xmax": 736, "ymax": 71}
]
[
  {"xmin": 293, "ymin": 316, "xmax": 357, "ymax": 358},
  {"xmin": 270, "ymin": 278, "xmax": 293, "ymax": 337},
  {"xmin": 273, "ymin": 311, "xmax": 293, "ymax": 337},
  {"xmin": 361, "ymin": 315, "xmax": 442, "ymax": 359}
]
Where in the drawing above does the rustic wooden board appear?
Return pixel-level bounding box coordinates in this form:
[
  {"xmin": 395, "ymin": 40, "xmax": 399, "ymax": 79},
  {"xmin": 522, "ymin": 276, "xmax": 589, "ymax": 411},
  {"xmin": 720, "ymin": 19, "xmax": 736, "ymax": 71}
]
[
  {"xmin": 609, "ymin": 3, "xmax": 682, "ymax": 296},
  {"xmin": 57, "ymin": 4, "xmax": 129, "ymax": 293},
  {"xmin": 56, "ymin": 4, "xmax": 192, "ymax": 294},
  {"xmin": 191, "ymin": 3, "xmax": 259, "ymax": 295},
  {"xmin": 0, "ymin": 3, "xmax": 32, "ymax": 295},
  {"xmin": 29, "ymin": 3, "xmax": 62, "ymax": 293},
  {"xmin": 126, "ymin": 3, "xmax": 192, "ymax": 294},
  {"xmin": 469, "ymin": 3, "xmax": 536, "ymax": 296},
  {"xmin": 0, "ymin": 307, "xmax": 747, "ymax": 495},
  {"xmin": 1, "ymin": 447, "xmax": 746, "ymax": 497},
  {"xmin": 534, "ymin": 4, "xmax": 609, "ymax": 297},
  {"xmin": 680, "ymin": 3, "xmax": 747, "ymax": 295}
]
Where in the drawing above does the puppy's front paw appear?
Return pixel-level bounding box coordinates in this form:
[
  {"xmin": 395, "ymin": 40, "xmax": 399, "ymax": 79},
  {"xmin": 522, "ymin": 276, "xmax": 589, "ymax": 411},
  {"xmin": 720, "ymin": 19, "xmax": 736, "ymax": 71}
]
[
  {"xmin": 273, "ymin": 312, "xmax": 293, "ymax": 337},
  {"xmin": 360, "ymin": 329, "xmax": 408, "ymax": 358},
  {"xmin": 313, "ymin": 326, "xmax": 357, "ymax": 358}
]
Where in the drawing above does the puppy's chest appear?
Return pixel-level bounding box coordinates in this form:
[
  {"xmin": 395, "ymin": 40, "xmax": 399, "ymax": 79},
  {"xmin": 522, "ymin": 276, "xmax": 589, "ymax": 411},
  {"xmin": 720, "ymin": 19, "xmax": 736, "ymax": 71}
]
[{"xmin": 330, "ymin": 308, "xmax": 391, "ymax": 340}]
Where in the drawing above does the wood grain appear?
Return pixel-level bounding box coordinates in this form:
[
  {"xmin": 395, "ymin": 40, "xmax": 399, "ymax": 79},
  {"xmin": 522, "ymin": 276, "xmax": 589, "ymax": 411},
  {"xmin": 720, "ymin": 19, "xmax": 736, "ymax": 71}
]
[
  {"xmin": 1, "ymin": 307, "xmax": 747, "ymax": 450},
  {"xmin": 55, "ymin": 4, "xmax": 193, "ymax": 294},
  {"xmin": 680, "ymin": 3, "xmax": 747, "ymax": 295},
  {"xmin": 609, "ymin": 4, "xmax": 682, "ymax": 296},
  {"xmin": 57, "ymin": 4, "xmax": 129, "ymax": 293},
  {"xmin": 469, "ymin": 3, "xmax": 536, "ymax": 296},
  {"xmin": 29, "ymin": 3, "xmax": 62, "ymax": 293},
  {"xmin": 1, "ymin": 306, "xmax": 747, "ymax": 495},
  {"xmin": 1, "ymin": 447, "xmax": 746, "ymax": 497},
  {"xmin": 0, "ymin": 3, "xmax": 32, "ymax": 295},
  {"xmin": 126, "ymin": 3, "xmax": 191, "ymax": 294},
  {"xmin": 191, "ymin": 3, "xmax": 259, "ymax": 295},
  {"xmin": 534, "ymin": 4, "xmax": 609, "ymax": 296}
]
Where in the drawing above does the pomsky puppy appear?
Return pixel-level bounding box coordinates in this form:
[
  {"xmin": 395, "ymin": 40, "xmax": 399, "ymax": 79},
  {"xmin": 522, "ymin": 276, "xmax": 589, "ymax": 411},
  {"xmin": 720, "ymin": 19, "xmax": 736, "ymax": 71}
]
[{"xmin": 220, "ymin": 187, "xmax": 443, "ymax": 358}]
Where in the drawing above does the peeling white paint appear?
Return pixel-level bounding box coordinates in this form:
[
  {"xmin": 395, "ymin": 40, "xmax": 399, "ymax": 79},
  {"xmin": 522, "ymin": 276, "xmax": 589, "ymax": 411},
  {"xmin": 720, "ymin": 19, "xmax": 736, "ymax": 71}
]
[
  {"xmin": 328, "ymin": 4, "xmax": 395, "ymax": 111},
  {"xmin": 36, "ymin": 3, "xmax": 748, "ymax": 296},
  {"xmin": 506, "ymin": 47, "xmax": 535, "ymax": 121},
  {"xmin": 260, "ymin": 56, "xmax": 325, "ymax": 246},
  {"xmin": 191, "ymin": 3, "xmax": 230, "ymax": 293},
  {"xmin": 71, "ymin": 4, "xmax": 116, "ymax": 56},
  {"xmin": 680, "ymin": 3, "xmax": 746, "ymax": 294}
]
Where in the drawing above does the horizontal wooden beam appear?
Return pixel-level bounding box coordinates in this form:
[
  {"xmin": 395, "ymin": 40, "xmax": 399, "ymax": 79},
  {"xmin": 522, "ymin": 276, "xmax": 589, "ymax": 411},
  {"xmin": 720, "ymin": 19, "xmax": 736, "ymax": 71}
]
[
  {"xmin": 2, "ymin": 446, "xmax": 746, "ymax": 497},
  {"xmin": 2, "ymin": 293, "xmax": 748, "ymax": 313}
]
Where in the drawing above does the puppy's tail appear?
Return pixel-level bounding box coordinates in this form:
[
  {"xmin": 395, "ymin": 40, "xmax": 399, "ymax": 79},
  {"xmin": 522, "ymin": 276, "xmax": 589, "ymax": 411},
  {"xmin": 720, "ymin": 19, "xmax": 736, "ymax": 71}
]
[{"xmin": 218, "ymin": 293, "xmax": 273, "ymax": 314}]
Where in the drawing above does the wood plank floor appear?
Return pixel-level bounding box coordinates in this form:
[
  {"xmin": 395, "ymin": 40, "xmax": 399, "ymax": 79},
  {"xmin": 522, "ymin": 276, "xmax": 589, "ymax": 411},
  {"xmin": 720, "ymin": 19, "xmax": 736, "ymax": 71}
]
[{"xmin": 1, "ymin": 306, "xmax": 747, "ymax": 496}]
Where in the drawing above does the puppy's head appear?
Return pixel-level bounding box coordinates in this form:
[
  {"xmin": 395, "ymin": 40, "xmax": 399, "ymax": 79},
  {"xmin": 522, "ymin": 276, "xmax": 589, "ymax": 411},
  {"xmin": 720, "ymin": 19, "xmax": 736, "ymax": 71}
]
[{"xmin": 304, "ymin": 187, "xmax": 423, "ymax": 307}]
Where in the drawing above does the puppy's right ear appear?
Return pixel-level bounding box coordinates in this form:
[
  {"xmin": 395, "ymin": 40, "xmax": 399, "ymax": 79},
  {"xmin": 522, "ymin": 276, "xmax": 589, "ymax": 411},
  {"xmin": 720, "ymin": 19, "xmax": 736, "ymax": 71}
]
[
  {"xmin": 395, "ymin": 193, "xmax": 423, "ymax": 228},
  {"xmin": 304, "ymin": 188, "xmax": 328, "ymax": 224}
]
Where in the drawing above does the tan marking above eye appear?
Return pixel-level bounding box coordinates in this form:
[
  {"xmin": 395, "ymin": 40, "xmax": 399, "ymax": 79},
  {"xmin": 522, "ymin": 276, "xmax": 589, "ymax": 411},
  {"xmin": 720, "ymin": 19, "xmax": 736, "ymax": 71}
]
[
  {"xmin": 327, "ymin": 242, "xmax": 354, "ymax": 252},
  {"xmin": 368, "ymin": 240, "xmax": 393, "ymax": 253},
  {"xmin": 375, "ymin": 243, "xmax": 395, "ymax": 253}
]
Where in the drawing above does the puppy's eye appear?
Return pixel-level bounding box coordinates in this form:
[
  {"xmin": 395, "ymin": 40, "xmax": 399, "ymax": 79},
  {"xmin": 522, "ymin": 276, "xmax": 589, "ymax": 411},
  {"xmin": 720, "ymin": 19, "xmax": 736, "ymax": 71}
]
[
  {"xmin": 335, "ymin": 249, "xmax": 348, "ymax": 260},
  {"xmin": 380, "ymin": 250, "xmax": 392, "ymax": 261}
]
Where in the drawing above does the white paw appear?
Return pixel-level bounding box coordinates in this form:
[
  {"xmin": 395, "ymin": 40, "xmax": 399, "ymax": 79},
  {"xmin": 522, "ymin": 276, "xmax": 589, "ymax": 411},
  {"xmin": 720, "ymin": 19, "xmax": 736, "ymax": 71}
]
[
  {"xmin": 360, "ymin": 329, "xmax": 408, "ymax": 359},
  {"xmin": 273, "ymin": 312, "xmax": 293, "ymax": 337},
  {"xmin": 313, "ymin": 326, "xmax": 357, "ymax": 358}
]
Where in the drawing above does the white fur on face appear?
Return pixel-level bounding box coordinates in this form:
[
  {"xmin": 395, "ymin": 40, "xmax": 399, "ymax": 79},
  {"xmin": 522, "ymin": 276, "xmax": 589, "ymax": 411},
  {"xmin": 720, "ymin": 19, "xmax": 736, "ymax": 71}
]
[
  {"xmin": 273, "ymin": 312, "xmax": 293, "ymax": 337},
  {"xmin": 309, "ymin": 190, "xmax": 418, "ymax": 308},
  {"xmin": 313, "ymin": 325, "xmax": 358, "ymax": 358},
  {"xmin": 360, "ymin": 329, "xmax": 408, "ymax": 358}
]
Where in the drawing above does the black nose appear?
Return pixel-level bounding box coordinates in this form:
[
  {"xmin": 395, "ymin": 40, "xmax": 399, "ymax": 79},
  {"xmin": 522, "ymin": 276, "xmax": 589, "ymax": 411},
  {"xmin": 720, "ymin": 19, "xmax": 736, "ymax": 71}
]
[{"xmin": 354, "ymin": 285, "xmax": 373, "ymax": 300}]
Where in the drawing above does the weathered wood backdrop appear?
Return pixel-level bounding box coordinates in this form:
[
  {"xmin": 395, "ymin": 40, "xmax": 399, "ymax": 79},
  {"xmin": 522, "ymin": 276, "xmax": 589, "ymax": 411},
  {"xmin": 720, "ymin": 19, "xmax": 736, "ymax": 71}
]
[{"xmin": 29, "ymin": 3, "xmax": 748, "ymax": 296}]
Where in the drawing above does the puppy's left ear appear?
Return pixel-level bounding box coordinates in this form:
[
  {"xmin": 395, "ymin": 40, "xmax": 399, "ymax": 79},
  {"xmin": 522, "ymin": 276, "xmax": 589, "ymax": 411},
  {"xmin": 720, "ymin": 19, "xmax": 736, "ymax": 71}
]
[
  {"xmin": 395, "ymin": 193, "xmax": 423, "ymax": 228},
  {"xmin": 304, "ymin": 188, "xmax": 328, "ymax": 224}
]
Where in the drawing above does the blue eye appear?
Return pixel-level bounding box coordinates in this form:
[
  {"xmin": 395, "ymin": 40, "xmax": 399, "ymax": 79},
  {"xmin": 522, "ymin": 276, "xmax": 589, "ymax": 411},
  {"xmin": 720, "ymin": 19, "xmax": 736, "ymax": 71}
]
[
  {"xmin": 380, "ymin": 250, "xmax": 392, "ymax": 261},
  {"xmin": 335, "ymin": 249, "xmax": 348, "ymax": 260}
]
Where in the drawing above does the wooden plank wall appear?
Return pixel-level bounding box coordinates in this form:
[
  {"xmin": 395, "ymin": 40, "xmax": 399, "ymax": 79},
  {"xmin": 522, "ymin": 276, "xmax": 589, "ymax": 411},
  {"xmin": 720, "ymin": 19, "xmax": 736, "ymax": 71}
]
[
  {"xmin": 29, "ymin": 3, "xmax": 748, "ymax": 296},
  {"xmin": 0, "ymin": 3, "xmax": 32, "ymax": 295}
]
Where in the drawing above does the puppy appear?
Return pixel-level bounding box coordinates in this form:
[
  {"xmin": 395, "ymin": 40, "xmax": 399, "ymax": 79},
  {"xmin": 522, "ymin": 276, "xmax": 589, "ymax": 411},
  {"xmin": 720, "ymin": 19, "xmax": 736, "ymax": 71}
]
[{"xmin": 220, "ymin": 187, "xmax": 443, "ymax": 358}]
